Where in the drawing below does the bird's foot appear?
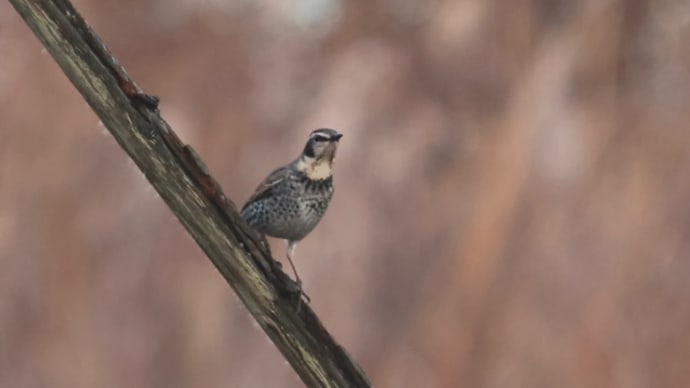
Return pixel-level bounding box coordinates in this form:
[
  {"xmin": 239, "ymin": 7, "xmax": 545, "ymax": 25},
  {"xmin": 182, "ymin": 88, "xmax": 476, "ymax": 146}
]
[
  {"xmin": 292, "ymin": 279, "xmax": 311, "ymax": 313},
  {"xmin": 271, "ymin": 262, "xmax": 310, "ymax": 308},
  {"xmin": 269, "ymin": 257, "xmax": 283, "ymax": 271}
]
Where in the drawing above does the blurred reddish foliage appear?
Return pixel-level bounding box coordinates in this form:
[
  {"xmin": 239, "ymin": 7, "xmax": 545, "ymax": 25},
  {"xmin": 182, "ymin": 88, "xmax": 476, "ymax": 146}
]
[{"xmin": 2, "ymin": 1, "xmax": 690, "ymax": 387}]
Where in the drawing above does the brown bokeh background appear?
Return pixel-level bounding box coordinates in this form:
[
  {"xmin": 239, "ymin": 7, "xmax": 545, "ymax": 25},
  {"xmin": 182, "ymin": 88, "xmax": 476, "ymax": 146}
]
[{"xmin": 2, "ymin": 1, "xmax": 690, "ymax": 387}]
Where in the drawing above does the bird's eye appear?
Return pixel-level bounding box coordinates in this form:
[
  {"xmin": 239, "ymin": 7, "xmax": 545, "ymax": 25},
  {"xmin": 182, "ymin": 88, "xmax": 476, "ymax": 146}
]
[{"xmin": 312, "ymin": 136, "xmax": 329, "ymax": 143}]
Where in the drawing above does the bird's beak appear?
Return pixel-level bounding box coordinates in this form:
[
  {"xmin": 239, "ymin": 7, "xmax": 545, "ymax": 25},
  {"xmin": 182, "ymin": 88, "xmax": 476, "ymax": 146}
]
[{"xmin": 331, "ymin": 133, "xmax": 343, "ymax": 141}]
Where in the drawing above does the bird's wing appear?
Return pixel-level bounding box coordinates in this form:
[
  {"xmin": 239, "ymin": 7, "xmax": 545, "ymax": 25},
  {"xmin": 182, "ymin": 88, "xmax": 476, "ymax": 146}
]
[{"xmin": 241, "ymin": 166, "xmax": 290, "ymax": 212}]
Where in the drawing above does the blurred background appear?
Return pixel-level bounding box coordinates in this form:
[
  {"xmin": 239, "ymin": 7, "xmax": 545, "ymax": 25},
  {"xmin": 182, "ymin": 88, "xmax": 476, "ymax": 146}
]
[{"xmin": 2, "ymin": 0, "xmax": 690, "ymax": 387}]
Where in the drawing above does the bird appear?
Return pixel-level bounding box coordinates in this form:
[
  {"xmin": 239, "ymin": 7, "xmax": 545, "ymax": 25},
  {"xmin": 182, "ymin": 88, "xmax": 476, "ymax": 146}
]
[{"xmin": 241, "ymin": 128, "xmax": 342, "ymax": 288}]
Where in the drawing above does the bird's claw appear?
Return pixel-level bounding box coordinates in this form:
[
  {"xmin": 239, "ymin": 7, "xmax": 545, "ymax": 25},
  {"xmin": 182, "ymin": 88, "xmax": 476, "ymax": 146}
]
[
  {"xmin": 271, "ymin": 263, "xmax": 310, "ymax": 308},
  {"xmin": 293, "ymin": 279, "xmax": 311, "ymax": 313},
  {"xmin": 286, "ymin": 277, "xmax": 311, "ymax": 313}
]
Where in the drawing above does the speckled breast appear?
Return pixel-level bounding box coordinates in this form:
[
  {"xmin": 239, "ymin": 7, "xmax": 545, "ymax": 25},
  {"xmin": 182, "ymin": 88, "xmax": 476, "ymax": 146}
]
[{"xmin": 242, "ymin": 173, "xmax": 334, "ymax": 241}]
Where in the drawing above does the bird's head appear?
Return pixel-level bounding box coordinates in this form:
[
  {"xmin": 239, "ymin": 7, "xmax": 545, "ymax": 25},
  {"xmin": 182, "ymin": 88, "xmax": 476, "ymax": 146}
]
[{"xmin": 296, "ymin": 128, "xmax": 343, "ymax": 180}]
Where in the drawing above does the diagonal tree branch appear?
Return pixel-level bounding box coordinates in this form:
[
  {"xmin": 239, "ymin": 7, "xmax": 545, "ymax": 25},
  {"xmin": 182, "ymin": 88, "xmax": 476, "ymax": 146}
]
[{"xmin": 9, "ymin": 0, "xmax": 370, "ymax": 387}]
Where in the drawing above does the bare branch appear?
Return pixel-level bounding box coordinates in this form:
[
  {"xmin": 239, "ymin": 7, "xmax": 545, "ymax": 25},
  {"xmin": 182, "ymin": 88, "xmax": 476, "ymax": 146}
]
[{"xmin": 8, "ymin": 0, "xmax": 370, "ymax": 386}]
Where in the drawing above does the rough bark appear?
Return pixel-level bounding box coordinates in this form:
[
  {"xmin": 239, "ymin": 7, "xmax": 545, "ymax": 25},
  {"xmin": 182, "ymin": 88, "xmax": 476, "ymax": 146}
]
[{"xmin": 8, "ymin": 0, "xmax": 370, "ymax": 387}]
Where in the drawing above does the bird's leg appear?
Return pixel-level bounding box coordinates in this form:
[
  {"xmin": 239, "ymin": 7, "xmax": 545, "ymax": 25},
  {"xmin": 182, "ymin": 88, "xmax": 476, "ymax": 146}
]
[
  {"xmin": 286, "ymin": 241, "xmax": 311, "ymax": 307},
  {"xmin": 286, "ymin": 241, "xmax": 301, "ymax": 286}
]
